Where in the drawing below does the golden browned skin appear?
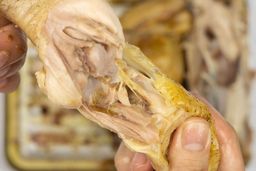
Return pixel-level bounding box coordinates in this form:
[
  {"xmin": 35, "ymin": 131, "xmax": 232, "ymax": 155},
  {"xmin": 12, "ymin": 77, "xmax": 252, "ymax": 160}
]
[
  {"xmin": 0, "ymin": 0, "xmax": 220, "ymax": 170},
  {"xmin": 120, "ymin": 44, "xmax": 220, "ymax": 171}
]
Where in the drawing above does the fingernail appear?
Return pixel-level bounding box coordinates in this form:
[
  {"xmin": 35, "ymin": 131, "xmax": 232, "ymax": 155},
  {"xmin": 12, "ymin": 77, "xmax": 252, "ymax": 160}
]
[
  {"xmin": 132, "ymin": 153, "xmax": 148, "ymax": 166},
  {"xmin": 182, "ymin": 121, "xmax": 210, "ymax": 152},
  {"xmin": 0, "ymin": 51, "xmax": 9, "ymax": 68}
]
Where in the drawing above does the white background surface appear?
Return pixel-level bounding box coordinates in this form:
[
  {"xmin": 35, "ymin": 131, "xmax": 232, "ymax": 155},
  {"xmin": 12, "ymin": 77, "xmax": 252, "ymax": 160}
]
[
  {"xmin": 247, "ymin": 81, "xmax": 256, "ymax": 171},
  {"xmin": 246, "ymin": 0, "xmax": 256, "ymax": 170},
  {"xmin": 0, "ymin": 1, "xmax": 256, "ymax": 170}
]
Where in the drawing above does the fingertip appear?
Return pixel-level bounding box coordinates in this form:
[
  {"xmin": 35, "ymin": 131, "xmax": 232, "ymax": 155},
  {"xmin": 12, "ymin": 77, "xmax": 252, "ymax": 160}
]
[
  {"xmin": 0, "ymin": 73, "xmax": 20, "ymax": 93},
  {"xmin": 115, "ymin": 142, "xmax": 135, "ymax": 171},
  {"xmin": 168, "ymin": 118, "xmax": 210, "ymax": 170},
  {"xmin": 130, "ymin": 153, "xmax": 152, "ymax": 171},
  {"xmin": 0, "ymin": 57, "xmax": 26, "ymax": 79}
]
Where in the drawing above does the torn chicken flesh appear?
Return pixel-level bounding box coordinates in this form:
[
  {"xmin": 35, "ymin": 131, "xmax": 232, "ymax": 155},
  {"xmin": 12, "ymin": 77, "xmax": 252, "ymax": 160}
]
[{"xmin": 0, "ymin": 0, "xmax": 220, "ymax": 170}]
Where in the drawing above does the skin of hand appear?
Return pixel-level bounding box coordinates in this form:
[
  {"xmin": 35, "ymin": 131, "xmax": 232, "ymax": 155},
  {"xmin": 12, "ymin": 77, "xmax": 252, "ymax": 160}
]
[
  {"xmin": 0, "ymin": 13, "xmax": 27, "ymax": 93},
  {"xmin": 115, "ymin": 99, "xmax": 245, "ymax": 171}
]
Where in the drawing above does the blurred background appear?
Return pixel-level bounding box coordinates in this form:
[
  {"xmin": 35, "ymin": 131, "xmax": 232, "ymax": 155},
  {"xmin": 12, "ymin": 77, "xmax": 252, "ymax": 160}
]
[{"xmin": 0, "ymin": 0, "xmax": 256, "ymax": 170}]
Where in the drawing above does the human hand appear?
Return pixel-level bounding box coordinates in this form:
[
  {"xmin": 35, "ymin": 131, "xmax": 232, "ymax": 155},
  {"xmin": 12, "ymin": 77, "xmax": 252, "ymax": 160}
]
[
  {"xmin": 115, "ymin": 101, "xmax": 245, "ymax": 171},
  {"xmin": 0, "ymin": 13, "xmax": 27, "ymax": 93}
]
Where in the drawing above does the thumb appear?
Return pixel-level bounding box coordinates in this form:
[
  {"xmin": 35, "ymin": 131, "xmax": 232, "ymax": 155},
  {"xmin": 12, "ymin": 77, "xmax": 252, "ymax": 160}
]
[{"xmin": 168, "ymin": 118, "xmax": 211, "ymax": 171}]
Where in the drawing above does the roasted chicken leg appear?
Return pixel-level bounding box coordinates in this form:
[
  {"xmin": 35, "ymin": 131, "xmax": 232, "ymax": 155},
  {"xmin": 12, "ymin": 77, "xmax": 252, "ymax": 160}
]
[{"xmin": 0, "ymin": 0, "xmax": 220, "ymax": 170}]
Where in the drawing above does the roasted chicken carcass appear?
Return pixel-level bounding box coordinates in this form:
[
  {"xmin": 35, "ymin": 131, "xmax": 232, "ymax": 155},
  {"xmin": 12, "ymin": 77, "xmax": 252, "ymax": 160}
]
[
  {"xmin": 185, "ymin": 0, "xmax": 250, "ymax": 162},
  {"xmin": 0, "ymin": 0, "xmax": 220, "ymax": 170},
  {"xmin": 119, "ymin": 0, "xmax": 192, "ymax": 83}
]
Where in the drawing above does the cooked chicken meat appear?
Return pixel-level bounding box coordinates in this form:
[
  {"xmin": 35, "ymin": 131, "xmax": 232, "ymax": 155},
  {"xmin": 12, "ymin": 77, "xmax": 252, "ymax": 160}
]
[{"xmin": 0, "ymin": 0, "xmax": 220, "ymax": 170}]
